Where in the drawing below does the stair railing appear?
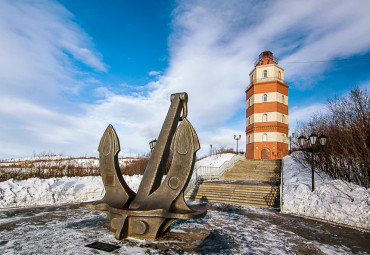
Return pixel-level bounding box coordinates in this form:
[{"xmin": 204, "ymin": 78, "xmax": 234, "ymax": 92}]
[
  {"xmin": 185, "ymin": 154, "xmax": 244, "ymax": 195},
  {"xmin": 280, "ymin": 152, "xmax": 284, "ymax": 211}
]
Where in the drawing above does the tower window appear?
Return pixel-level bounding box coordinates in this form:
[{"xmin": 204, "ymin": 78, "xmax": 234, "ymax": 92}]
[
  {"xmin": 248, "ymin": 136, "xmax": 251, "ymax": 144},
  {"xmin": 263, "ymin": 133, "xmax": 267, "ymax": 142},
  {"xmin": 248, "ymin": 117, "xmax": 251, "ymax": 125},
  {"xmin": 263, "ymin": 114, "xmax": 267, "ymax": 122},
  {"xmin": 263, "ymin": 70, "xmax": 267, "ymax": 78},
  {"xmin": 248, "ymin": 98, "xmax": 251, "ymax": 107},
  {"xmin": 282, "ymin": 114, "xmax": 285, "ymax": 123},
  {"xmin": 278, "ymin": 71, "xmax": 281, "ymax": 80},
  {"xmin": 282, "ymin": 95, "xmax": 284, "ymax": 103},
  {"xmin": 263, "ymin": 94, "xmax": 267, "ymax": 102}
]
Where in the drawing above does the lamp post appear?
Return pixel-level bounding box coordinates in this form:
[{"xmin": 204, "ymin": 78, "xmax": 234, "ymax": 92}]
[
  {"xmin": 149, "ymin": 139, "xmax": 157, "ymax": 153},
  {"xmin": 298, "ymin": 133, "xmax": 327, "ymax": 192},
  {"xmin": 289, "ymin": 132, "xmax": 296, "ymax": 154},
  {"xmin": 234, "ymin": 135, "xmax": 241, "ymax": 154}
]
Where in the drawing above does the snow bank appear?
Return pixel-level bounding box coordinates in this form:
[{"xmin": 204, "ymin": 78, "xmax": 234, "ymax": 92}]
[
  {"xmin": 195, "ymin": 153, "xmax": 235, "ymax": 168},
  {"xmin": 0, "ymin": 175, "xmax": 143, "ymax": 208},
  {"xmin": 282, "ymin": 154, "xmax": 370, "ymax": 230},
  {"xmin": 0, "ymin": 154, "xmax": 235, "ymax": 209}
]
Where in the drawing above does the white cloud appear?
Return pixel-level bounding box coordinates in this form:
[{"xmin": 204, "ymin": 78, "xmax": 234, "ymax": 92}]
[
  {"xmin": 359, "ymin": 81, "xmax": 370, "ymax": 91},
  {"xmin": 1, "ymin": 0, "xmax": 370, "ymax": 158},
  {"xmin": 148, "ymin": 70, "xmax": 162, "ymax": 76},
  {"xmin": 289, "ymin": 103, "xmax": 327, "ymax": 133}
]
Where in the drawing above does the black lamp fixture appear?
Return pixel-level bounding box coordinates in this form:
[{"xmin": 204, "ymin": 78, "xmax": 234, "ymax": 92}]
[
  {"xmin": 297, "ymin": 133, "xmax": 327, "ymax": 192},
  {"xmin": 318, "ymin": 134, "xmax": 327, "ymax": 146},
  {"xmin": 308, "ymin": 133, "xmax": 318, "ymax": 147},
  {"xmin": 289, "ymin": 132, "xmax": 297, "ymax": 154},
  {"xmin": 298, "ymin": 135, "xmax": 307, "ymax": 147},
  {"xmin": 149, "ymin": 139, "xmax": 157, "ymax": 152}
]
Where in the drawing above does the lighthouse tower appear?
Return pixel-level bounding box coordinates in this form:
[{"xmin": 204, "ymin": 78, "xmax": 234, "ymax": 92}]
[{"xmin": 246, "ymin": 51, "xmax": 289, "ymax": 159}]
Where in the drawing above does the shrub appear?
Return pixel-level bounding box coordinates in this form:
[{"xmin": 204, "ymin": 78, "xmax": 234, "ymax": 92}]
[{"xmin": 293, "ymin": 87, "xmax": 369, "ymax": 188}]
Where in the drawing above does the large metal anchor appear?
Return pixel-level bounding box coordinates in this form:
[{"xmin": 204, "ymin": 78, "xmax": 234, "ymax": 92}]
[{"xmin": 86, "ymin": 92, "xmax": 207, "ymax": 240}]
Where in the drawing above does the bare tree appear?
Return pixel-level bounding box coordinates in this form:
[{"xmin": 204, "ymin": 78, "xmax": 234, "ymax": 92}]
[{"xmin": 293, "ymin": 87, "xmax": 369, "ymax": 188}]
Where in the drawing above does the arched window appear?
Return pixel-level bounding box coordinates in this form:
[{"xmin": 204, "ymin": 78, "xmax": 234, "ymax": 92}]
[
  {"xmin": 263, "ymin": 114, "xmax": 267, "ymax": 122},
  {"xmin": 263, "ymin": 133, "xmax": 267, "ymax": 142},
  {"xmin": 248, "ymin": 136, "xmax": 251, "ymax": 144},
  {"xmin": 278, "ymin": 71, "xmax": 281, "ymax": 80},
  {"xmin": 251, "ymin": 75, "xmax": 254, "ymax": 82},
  {"xmin": 282, "ymin": 114, "xmax": 285, "ymax": 123},
  {"xmin": 263, "ymin": 94, "xmax": 267, "ymax": 102},
  {"xmin": 248, "ymin": 99, "xmax": 251, "ymax": 107},
  {"xmin": 248, "ymin": 117, "xmax": 251, "ymax": 125},
  {"xmin": 282, "ymin": 95, "xmax": 284, "ymax": 103},
  {"xmin": 263, "ymin": 70, "xmax": 267, "ymax": 78}
]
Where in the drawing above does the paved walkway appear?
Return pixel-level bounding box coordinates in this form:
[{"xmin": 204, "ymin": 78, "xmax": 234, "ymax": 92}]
[{"xmin": 0, "ymin": 203, "xmax": 369, "ymax": 254}]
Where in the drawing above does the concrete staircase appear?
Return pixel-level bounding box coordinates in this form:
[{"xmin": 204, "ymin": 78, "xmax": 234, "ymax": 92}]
[{"xmin": 185, "ymin": 159, "xmax": 281, "ymax": 208}]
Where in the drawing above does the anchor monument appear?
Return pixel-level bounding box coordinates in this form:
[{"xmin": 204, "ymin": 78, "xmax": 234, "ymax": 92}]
[{"xmin": 86, "ymin": 92, "xmax": 207, "ymax": 240}]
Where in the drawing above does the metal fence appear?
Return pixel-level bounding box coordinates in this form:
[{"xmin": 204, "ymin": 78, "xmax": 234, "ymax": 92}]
[
  {"xmin": 185, "ymin": 154, "xmax": 245, "ymax": 194},
  {"xmin": 280, "ymin": 152, "xmax": 284, "ymax": 211}
]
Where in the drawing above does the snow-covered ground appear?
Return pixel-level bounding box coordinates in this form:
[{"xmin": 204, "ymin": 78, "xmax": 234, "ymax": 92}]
[
  {"xmin": 0, "ymin": 156, "xmax": 135, "ymax": 169},
  {"xmin": 0, "ymin": 175, "xmax": 143, "ymax": 208},
  {"xmin": 282, "ymin": 154, "xmax": 370, "ymax": 230},
  {"xmin": 194, "ymin": 153, "xmax": 235, "ymax": 168},
  {"xmin": 1, "ymin": 153, "xmax": 369, "ymax": 231},
  {"xmin": 1, "ymin": 202, "xmax": 368, "ymax": 254},
  {"xmin": 0, "ymin": 154, "xmax": 237, "ymax": 208}
]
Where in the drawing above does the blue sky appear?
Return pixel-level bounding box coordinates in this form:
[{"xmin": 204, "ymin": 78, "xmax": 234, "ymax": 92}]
[{"xmin": 1, "ymin": 0, "xmax": 370, "ymax": 159}]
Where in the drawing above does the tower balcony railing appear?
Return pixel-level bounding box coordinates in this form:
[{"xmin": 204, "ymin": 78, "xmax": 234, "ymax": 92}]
[
  {"xmin": 246, "ymin": 76, "xmax": 285, "ymax": 90},
  {"xmin": 254, "ymin": 56, "xmax": 279, "ymax": 67}
]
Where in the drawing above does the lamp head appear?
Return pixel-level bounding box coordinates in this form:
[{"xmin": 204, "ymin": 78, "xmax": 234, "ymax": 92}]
[
  {"xmin": 318, "ymin": 134, "xmax": 327, "ymax": 146},
  {"xmin": 149, "ymin": 139, "xmax": 157, "ymax": 151},
  {"xmin": 309, "ymin": 133, "xmax": 318, "ymax": 146},
  {"xmin": 298, "ymin": 135, "xmax": 307, "ymax": 147}
]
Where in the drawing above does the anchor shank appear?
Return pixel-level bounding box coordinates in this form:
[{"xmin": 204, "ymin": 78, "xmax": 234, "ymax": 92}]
[{"xmin": 130, "ymin": 93, "xmax": 187, "ymax": 209}]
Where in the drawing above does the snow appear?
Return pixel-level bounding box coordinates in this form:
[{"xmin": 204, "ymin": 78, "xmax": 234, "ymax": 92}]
[
  {"xmin": 0, "ymin": 157, "xmax": 134, "ymax": 168},
  {"xmin": 1, "ymin": 202, "xmax": 364, "ymax": 254},
  {"xmin": 282, "ymin": 153, "xmax": 370, "ymax": 230},
  {"xmin": 0, "ymin": 175, "xmax": 143, "ymax": 208},
  {"xmin": 1, "ymin": 152, "xmax": 369, "ymax": 232},
  {"xmin": 0, "ymin": 153, "xmax": 369, "ymax": 253},
  {"xmin": 195, "ymin": 153, "xmax": 235, "ymax": 168}
]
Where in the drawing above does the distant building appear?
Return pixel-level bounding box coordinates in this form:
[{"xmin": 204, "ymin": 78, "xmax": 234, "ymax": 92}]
[{"xmin": 246, "ymin": 51, "xmax": 289, "ymax": 159}]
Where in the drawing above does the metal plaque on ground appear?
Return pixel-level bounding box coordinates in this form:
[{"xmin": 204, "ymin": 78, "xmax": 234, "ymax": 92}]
[{"xmin": 85, "ymin": 241, "xmax": 121, "ymax": 252}]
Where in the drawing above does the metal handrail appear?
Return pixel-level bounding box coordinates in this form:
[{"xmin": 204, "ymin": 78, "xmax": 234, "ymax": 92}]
[
  {"xmin": 254, "ymin": 56, "xmax": 279, "ymax": 66},
  {"xmin": 185, "ymin": 154, "xmax": 244, "ymax": 195},
  {"xmin": 280, "ymin": 152, "xmax": 284, "ymax": 211}
]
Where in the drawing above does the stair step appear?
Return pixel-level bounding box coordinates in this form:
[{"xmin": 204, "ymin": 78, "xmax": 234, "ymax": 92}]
[
  {"xmin": 189, "ymin": 188, "xmax": 279, "ymax": 194},
  {"xmin": 192, "ymin": 191, "xmax": 278, "ymax": 197},
  {"xmin": 186, "ymin": 193, "xmax": 279, "ymax": 201},
  {"xmin": 186, "ymin": 159, "xmax": 282, "ymax": 208},
  {"xmin": 196, "ymin": 186, "xmax": 278, "ymax": 191},
  {"xmin": 199, "ymin": 183, "xmax": 279, "ymax": 190},
  {"xmin": 186, "ymin": 197, "xmax": 278, "ymax": 207},
  {"xmin": 186, "ymin": 194, "xmax": 278, "ymax": 201}
]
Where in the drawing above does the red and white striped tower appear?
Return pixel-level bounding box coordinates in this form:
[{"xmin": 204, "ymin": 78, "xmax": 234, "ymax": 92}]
[{"xmin": 246, "ymin": 51, "xmax": 289, "ymax": 159}]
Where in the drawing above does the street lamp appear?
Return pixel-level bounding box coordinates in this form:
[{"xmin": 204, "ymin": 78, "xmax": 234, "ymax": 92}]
[
  {"xmin": 234, "ymin": 135, "xmax": 241, "ymax": 154},
  {"xmin": 149, "ymin": 139, "xmax": 157, "ymax": 152},
  {"xmin": 297, "ymin": 133, "xmax": 327, "ymax": 192},
  {"xmin": 289, "ymin": 133, "xmax": 297, "ymax": 154}
]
